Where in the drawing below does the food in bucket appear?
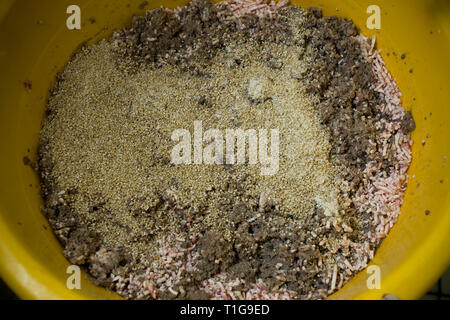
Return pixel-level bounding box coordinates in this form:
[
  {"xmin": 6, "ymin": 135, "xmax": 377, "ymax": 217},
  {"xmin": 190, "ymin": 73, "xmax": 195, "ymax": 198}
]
[{"xmin": 37, "ymin": 0, "xmax": 415, "ymax": 299}]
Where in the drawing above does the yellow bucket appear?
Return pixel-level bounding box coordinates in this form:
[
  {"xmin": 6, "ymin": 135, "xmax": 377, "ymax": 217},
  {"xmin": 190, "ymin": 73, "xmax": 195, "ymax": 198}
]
[{"xmin": 0, "ymin": 0, "xmax": 449, "ymax": 299}]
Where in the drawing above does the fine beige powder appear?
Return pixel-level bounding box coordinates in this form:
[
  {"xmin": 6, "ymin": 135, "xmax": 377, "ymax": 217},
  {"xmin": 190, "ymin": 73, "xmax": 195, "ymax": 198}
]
[{"xmin": 40, "ymin": 37, "xmax": 341, "ymax": 257}]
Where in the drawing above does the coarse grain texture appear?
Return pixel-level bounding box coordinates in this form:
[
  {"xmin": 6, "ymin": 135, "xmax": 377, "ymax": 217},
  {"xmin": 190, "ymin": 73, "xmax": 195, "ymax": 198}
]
[{"xmin": 38, "ymin": 0, "xmax": 414, "ymax": 300}]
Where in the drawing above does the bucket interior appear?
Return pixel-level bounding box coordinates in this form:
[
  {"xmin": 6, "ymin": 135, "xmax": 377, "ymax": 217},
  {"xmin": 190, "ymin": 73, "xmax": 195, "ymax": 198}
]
[{"xmin": 0, "ymin": 0, "xmax": 449, "ymax": 299}]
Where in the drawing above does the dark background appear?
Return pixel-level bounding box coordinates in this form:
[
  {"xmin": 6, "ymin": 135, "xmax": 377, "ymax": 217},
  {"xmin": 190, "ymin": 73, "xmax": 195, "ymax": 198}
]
[{"xmin": 0, "ymin": 278, "xmax": 17, "ymax": 300}]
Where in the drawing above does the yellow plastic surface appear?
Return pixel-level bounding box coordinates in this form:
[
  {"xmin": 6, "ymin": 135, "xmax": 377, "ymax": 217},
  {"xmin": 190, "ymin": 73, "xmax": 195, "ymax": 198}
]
[{"xmin": 0, "ymin": 0, "xmax": 449, "ymax": 300}]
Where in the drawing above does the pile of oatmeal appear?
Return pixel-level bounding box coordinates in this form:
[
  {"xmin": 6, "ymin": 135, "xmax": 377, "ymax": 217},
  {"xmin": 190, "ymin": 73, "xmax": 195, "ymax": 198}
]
[{"xmin": 37, "ymin": 0, "xmax": 414, "ymax": 299}]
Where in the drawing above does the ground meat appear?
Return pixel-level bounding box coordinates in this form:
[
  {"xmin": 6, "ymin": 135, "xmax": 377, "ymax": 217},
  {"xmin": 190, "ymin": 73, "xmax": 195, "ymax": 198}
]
[
  {"xmin": 22, "ymin": 156, "xmax": 31, "ymax": 166},
  {"xmin": 401, "ymin": 110, "xmax": 416, "ymax": 134},
  {"xmin": 302, "ymin": 8, "xmax": 383, "ymax": 173},
  {"xmin": 183, "ymin": 198, "xmax": 330, "ymax": 298},
  {"xmin": 112, "ymin": 0, "xmax": 291, "ymax": 72},
  {"xmin": 63, "ymin": 227, "xmax": 99, "ymax": 265},
  {"xmin": 89, "ymin": 247, "xmax": 126, "ymax": 286}
]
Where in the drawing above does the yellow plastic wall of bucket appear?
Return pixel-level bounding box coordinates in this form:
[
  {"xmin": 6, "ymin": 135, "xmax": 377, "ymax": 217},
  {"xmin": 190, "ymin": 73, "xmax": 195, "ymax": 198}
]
[{"xmin": 0, "ymin": 0, "xmax": 449, "ymax": 300}]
